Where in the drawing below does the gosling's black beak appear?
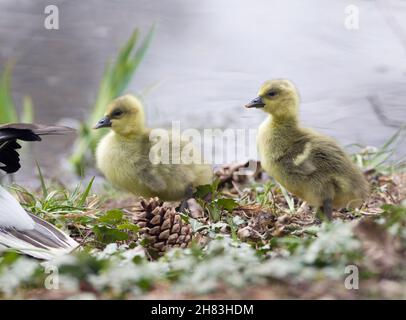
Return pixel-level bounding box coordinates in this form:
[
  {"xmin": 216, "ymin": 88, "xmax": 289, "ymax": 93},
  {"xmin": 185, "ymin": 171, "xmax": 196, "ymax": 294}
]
[
  {"xmin": 94, "ymin": 116, "xmax": 112, "ymax": 129},
  {"xmin": 245, "ymin": 96, "xmax": 265, "ymax": 108}
]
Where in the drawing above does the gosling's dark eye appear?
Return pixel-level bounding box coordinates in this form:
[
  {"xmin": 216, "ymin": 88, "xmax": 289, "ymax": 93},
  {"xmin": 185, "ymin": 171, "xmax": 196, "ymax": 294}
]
[
  {"xmin": 112, "ymin": 109, "xmax": 124, "ymax": 117},
  {"xmin": 267, "ymin": 90, "xmax": 278, "ymax": 97}
]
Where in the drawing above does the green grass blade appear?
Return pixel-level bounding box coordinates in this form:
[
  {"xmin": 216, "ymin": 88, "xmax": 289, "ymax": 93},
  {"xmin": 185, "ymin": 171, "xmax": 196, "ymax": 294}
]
[
  {"xmin": 280, "ymin": 185, "xmax": 295, "ymax": 213},
  {"xmin": 69, "ymin": 27, "xmax": 154, "ymax": 175},
  {"xmin": 21, "ymin": 96, "xmax": 34, "ymax": 123},
  {"xmin": 78, "ymin": 177, "xmax": 95, "ymax": 207},
  {"xmin": 36, "ymin": 161, "xmax": 48, "ymax": 199},
  {"xmin": 0, "ymin": 62, "xmax": 18, "ymax": 123},
  {"xmin": 116, "ymin": 26, "xmax": 155, "ymax": 94}
]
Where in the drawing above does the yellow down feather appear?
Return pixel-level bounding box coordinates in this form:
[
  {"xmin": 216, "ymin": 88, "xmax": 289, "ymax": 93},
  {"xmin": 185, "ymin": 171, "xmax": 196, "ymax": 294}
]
[
  {"xmin": 246, "ymin": 80, "xmax": 369, "ymax": 218},
  {"xmin": 95, "ymin": 95, "xmax": 212, "ymax": 201}
]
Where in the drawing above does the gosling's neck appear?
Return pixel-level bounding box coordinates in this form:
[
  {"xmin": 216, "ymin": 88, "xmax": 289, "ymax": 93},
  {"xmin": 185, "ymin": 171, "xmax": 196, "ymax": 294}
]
[
  {"xmin": 269, "ymin": 114, "xmax": 299, "ymax": 129},
  {"xmin": 266, "ymin": 98, "xmax": 300, "ymax": 129},
  {"xmin": 112, "ymin": 126, "xmax": 150, "ymax": 141},
  {"xmin": 264, "ymin": 107, "xmax": 301, "ymax": 154}
]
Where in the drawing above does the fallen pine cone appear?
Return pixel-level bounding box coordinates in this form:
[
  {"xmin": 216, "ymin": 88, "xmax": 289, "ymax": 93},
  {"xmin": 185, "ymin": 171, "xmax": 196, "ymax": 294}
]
[{"xmin": 129, "ymin": 197, "xmax": 193, "ymax": 258}]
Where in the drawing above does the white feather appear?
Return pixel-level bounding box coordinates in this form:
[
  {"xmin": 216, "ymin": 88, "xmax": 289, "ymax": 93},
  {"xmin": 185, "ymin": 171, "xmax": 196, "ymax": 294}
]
[
  {"xmin": 0, "ymin": 231, "xmax": 71, "ymax": 260},
  {"xmin": 0, "ymin": 185, "xmax": 35, "ymax": 230},
  {"xmin": 0, "ymin": 185, "xmax": 79, "ymax": 260}
]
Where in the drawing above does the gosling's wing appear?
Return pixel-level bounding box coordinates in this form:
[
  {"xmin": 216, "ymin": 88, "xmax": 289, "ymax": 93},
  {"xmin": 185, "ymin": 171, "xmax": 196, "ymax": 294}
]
[
  {"xmin": 136, "ymin": 157, "xmax": 168, "ymax": 192},
  {"xmin": 0, "ymin": 123, "xmax": 75, "ymax": 174},
  {"xmin": 0, "ymin": 186, "xmax": 79, "ymax": 260},
  {"xmin": 282, "ymin": 134, "xmax": 353, "ymax": 176},
  {"xmin": 277, "ymin": 137, "xmax": 317, "ymax": 176},
  {"xmin": 139, "ymin": 131, "xmax": 200, "ymax": 192}
]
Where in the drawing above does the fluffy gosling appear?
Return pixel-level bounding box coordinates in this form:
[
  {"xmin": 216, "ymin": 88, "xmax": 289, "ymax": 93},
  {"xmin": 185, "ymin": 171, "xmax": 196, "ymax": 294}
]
[
  {"xmin": 95, "ymin": 95, "xmax": 212, "ymax": 201},
  {"xmin": 245, "ymin": 79, "xmax": 369, "ymax": 219}
]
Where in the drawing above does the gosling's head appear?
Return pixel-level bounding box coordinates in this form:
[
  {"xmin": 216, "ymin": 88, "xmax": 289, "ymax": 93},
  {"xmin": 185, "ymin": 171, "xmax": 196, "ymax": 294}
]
[
  {"xmin": 94, "ymin": 94, "xmax": 145, "ymax": 136},
  {"xmin": 245, "ymin": 79, "xmax": 299, "ymax": 119}
]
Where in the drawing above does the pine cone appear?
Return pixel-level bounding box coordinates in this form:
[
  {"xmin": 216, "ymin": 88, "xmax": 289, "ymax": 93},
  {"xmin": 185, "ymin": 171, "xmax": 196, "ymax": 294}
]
[{"xmin": 130, "ymin": 197, "xmax": 193, "ymax": 257}]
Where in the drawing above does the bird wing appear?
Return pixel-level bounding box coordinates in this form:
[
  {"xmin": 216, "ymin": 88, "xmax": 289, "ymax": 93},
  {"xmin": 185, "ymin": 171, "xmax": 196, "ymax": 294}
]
[
  {"xmin": 280, "ymin": 134, "xmax": 352, "ymax": 177},
  {"xmin": 0, "ymin": 123, "xmax": 75, "ymax": 136},
  {"xmin": 0, "ymin": 185, "xmax": 35, "ymax": 230},
  {"xmin": 0, "ymin": 141, "xmax": 24, "ymax": 174},
  {"xmin": 276, "ymin": 137, "xmax": 317, "ymax": 176},
  {"xmin": 0, "ymin": 186, "xmax": 79, "ymax": 260},
  {"xmin": 0, "ymin": 123, "xmax": 75, "ymax": 174},
  {"xmin": 137, "ymin": 130, "xmax": 201, "ymax": 193},
  {"xmin": 136, "ymin": 160, "xmax": 168, "ymax": 193}
]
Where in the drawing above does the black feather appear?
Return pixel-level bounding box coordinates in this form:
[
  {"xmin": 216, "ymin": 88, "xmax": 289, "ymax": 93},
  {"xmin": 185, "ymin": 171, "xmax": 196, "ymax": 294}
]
[
  {"xmin": 0, "ymin": 129, "xmax": 41, "ymax": 143},
  {"xmin": 0, "ymin": 123, "xmax": 75, "ymax": 174},
  {"xmin": 0, "ymin": 141, "xmax": 22, "ymax": 173},
  {"xmin": 0, "ymin": 123, "xmax": 75, "ymax": 136}
]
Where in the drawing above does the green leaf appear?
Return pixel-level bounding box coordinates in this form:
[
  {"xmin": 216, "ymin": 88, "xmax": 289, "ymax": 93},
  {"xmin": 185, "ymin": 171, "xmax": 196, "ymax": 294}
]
[
  {"xmin": 132, "ymin": 255, "xmax": 144, "ymax": 265},
  {"xmin": 208, "ymin": 203, "xmax": 221, "ymax": 222},
  {"xmin": 116, "ymin": 222, "xmax": 140, "ymax": 232},
  {"xmin": 194, "ymin": 184, "xmax": 212, "ymax": 198},
  {"xmin": 226, "ymin": 215, "xmax": 238, "ymax": 241},
  {"xmin": 216, "ymin": 198, "xmax": 238, "ymax": 212},
  {"xmin": 210, "ymin": 178, "xmax": 220, "ymax": 195},
  {"xmin": 98, "ymin": 210, "xmax": 124, "ymax": 225},
  {"xmin": 93, "ymin": 225, "xmax": 129, "ymax": 243}
]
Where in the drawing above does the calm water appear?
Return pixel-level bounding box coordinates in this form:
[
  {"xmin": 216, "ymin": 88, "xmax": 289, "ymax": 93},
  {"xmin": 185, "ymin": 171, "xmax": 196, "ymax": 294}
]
[{"xmin": 0, "ymin": 0, "xmax": 405, "ymax": 185}]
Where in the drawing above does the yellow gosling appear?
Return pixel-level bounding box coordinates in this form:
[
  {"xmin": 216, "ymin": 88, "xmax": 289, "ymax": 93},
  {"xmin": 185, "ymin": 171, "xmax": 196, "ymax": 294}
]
[
  {"xmin": 245, "ymin": 79, "xmax": 369, "ymax": 219},
  {"xmin": 95, "ymin": 95, "xmax": 212, "ymax": 201}
]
